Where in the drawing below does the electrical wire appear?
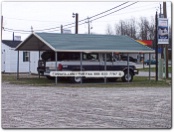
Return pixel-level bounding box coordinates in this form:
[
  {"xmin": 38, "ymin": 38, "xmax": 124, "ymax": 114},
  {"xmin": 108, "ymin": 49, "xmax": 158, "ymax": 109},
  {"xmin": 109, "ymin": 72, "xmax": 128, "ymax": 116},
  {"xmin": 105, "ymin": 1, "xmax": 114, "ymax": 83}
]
[
  {"xmin": 4, "ymin": 2, "xmax": 137, "ymax": 33},
  {"xmin": 90, "ymin": 2, "xmax": 138, "ymax": 22},
  {"xmin": 4, "ymin": 2, "xmax": 170, "ymax": 33},
  {"xmin": 87, "ymin": 2, "xmax": 129, "ymax": 20},
  {"xmin": 5, "ymin": 2, "xmax": 168, "ymax": 23},
  {"xmin": 65, "ymin": 2, "xmax": 138, "ymax": 30},
  {"xmin": 10, "ymin": 2, "xmax": 129, "ymax": 32},
  {"xmin": 63, "ymin": 1, "xmax": 129, "ymax": 27},
  {"xmin": 4, "ymin": 29, "xmax": 31, "ymax": 34},
  {"xmin": 4, "ymin": 28, "xmax": 31, "ymax": 33}
]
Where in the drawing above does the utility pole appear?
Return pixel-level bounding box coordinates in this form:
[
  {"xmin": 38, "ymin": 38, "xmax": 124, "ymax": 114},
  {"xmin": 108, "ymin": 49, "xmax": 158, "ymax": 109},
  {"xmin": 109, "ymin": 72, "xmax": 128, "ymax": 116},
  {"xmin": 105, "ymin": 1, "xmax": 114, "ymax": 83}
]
[
  {"xmin": 160, "ymin": 4, "xmax": 164, "ymax": 59},
  {"xmin": 86, "ymin": 17, "xmax": 92, "ymax": 34},
  {"xmin": 72, "ymin": 13, "xmax": 78, "ymax": 34},
  {"xmin": 155, "ymin": 11, "xmax": 158, "ymax": 81},
  {"xmin": 88, "ymin": 17, "xmax": 90, "ymax": 34},
  {"xmin": 31, "ymin": 26, "xmax": 34, "ymax": 33},
  {"xmin": 76, "ymin": 13, "xmax": 78, "ymax": 34},
  {"xmin": 60, "ymin": 25, "xmax": 63, "ymax": 34},
  {"xmin": 163, "ymin": 1, "xmax": 168, "ymax": 79},
  {"xmin": 13, "ymin": 32, "xmax": 14, "ymax": 41}
]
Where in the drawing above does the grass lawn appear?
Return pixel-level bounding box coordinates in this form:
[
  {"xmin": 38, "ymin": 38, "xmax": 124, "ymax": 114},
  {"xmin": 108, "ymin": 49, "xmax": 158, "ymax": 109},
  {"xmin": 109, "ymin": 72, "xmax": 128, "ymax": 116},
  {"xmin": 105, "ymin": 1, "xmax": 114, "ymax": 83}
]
[
  {"xmin": 139, "ymin": 66, "xmax": 172, "ymax": 73},
  {"xmin": 1, "ymin": 74, "xmax": 171, "ymax": 88}
]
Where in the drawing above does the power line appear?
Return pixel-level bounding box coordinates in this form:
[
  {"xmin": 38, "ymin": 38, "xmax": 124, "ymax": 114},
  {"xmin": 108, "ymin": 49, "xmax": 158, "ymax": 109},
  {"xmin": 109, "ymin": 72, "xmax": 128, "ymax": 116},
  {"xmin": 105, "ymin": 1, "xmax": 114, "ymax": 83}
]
[
  {"xmin": 4, "ymin": 17, "xmax": 62, "ymax": 23},
  {"xmin": 65, "ymin": 2, "xmax": 138, "ymax": 30},
  {"xmin": 87, "ymin": 2, "xmax": 129, "ymax": 20},
  {"xmin": 4, "ymin": 29, "xmax": 31, "ymax": 34},
  {"xmin": 4, "ymin": 28, "xmax": 31, "ymax": 33},
  {"xmin": 90, "ymin": 2, "xmax": 138, "ymax": 22},
  {"xmin": 47, "ymin": 2, "xmax": 138, "ymax": 31},
  {"xmin": 17, "ymin": 2, "xmax": 129, "ymax": 32},
  {"xmin": 63, "ymin": 2, "xmax": 129, "ymax": 27},
  {"xmin": 4, "ymin": 2, "xmax": 136, "ymax": 33},
  {"xmin": 4, "ymin": 2, "xmax": 168, "ymax": 23},
  {"xmin": 4, "ymin": 28, "xmax": 60, "ymax": 34}
]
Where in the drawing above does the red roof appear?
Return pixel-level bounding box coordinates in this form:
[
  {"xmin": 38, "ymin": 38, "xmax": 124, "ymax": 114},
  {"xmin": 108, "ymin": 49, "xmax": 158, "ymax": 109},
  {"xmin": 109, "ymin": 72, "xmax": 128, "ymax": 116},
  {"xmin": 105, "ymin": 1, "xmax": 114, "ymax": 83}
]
[{"xmin": 136, "ymin": 40, "xmax": 152, "ymax": 46}]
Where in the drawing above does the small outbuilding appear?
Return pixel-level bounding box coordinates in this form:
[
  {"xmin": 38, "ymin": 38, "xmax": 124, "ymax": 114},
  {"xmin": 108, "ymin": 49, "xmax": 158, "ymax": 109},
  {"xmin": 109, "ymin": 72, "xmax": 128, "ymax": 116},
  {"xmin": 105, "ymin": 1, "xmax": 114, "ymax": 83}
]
[{"xmin": 1, "ymin": 40, "xmax": 40, "ymax": 73}]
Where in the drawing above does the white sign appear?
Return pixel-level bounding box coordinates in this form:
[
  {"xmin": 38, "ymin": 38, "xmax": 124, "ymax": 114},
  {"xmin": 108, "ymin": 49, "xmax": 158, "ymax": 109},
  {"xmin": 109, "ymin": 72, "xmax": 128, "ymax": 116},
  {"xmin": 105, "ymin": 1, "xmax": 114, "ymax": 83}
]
[
  {"xmin": 158, "ymin": 18, "xmax": 169, "ymax": 44},
  {"xmin": 63, "ymin": 29, "xmax": 71, "ymax": 34},
  {"xmin": 14, "ymin": 36, "xmax": 21, "ymax": 41},
  {"xmin": 50, "ymin": 71, "xmax": 124, "ymax": 78}
]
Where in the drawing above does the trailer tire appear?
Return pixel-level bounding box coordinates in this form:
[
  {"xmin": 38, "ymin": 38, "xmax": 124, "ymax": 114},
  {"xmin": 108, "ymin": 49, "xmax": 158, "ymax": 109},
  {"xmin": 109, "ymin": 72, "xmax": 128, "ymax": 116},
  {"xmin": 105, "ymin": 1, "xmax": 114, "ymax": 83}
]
[
  {"xmin": 70, "ymin": 76, "xmax": 83, "ymax": 83},
  {"xmin": 121, "ymin": 71, "xmax": 133, "ymax": 82}
]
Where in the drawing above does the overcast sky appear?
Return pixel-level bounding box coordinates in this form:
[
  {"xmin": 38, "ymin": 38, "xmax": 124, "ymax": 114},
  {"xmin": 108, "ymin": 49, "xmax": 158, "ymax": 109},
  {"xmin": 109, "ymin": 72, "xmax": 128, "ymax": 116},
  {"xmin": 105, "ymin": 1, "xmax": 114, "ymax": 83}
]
[{"xmin": 1, "ymin": 0, "xmax": 172, "ymax": 40}]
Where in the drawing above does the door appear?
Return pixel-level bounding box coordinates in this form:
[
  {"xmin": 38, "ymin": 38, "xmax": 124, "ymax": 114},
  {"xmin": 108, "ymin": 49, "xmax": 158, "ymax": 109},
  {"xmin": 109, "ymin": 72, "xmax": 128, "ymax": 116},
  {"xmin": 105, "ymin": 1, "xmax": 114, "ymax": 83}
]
[{"xmin": 30, "ymin": 51, "xmax": 39, "ymax": 74}]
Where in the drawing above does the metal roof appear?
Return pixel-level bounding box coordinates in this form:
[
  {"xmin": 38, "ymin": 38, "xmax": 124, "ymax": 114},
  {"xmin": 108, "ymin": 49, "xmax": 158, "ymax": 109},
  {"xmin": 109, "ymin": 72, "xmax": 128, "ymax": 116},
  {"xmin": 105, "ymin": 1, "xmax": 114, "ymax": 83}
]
[
  {"xmin": 15, "ymin": 33, "xmax": 154, "ymax": 53},
  {"xmin": 2, "ymin": 40, "xmax": 22, "ymax": 48}
]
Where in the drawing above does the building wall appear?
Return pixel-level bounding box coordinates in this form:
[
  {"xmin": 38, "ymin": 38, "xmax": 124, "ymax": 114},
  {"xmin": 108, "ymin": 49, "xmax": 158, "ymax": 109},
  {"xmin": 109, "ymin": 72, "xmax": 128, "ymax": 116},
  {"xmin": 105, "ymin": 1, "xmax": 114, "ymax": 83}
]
[
  {"xmin": 1, "ymin": 43, "xmax": 40, "ymax": 73},
  {"xmin": 11, "ymin": 50, "xmax": 30, "ymax": 73},
  {"xmin": 1, "ymin": 44, "xmax": 8, "ymax": 72}
]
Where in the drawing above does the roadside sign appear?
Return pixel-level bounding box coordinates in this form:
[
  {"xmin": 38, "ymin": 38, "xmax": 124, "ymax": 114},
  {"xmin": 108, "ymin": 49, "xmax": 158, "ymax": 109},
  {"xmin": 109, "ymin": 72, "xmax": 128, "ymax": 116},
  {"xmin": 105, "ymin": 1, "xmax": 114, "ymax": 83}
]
[{"xmin": 158, "ymin": 18, "xmax": 169, "ymax": 44}]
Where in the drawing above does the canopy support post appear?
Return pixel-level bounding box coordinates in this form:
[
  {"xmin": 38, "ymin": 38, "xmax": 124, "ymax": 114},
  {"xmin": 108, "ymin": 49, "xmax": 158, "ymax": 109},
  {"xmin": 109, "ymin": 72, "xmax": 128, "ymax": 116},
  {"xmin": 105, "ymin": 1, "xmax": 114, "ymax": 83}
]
[
  {"xmin": 55, "ymin": 52, "xmax": 58, "ymax": 85},
  {"xmin": 17, "ymin": 50, "xmax": 19, "ymax": 80},
  {"xmin": 143, "ymin": 53, "xmax": 145, "ymax": 69},
  {"xmin": 80, "ymin": 52, "xmax": 83, "ymax": 84},
  {"xmin": 149, "ymin": 53, "xmax": 151, "ymax": 81},
  {"xmin": 38, "ymin": 50, "xmax": 41, "ymax": 79},
  {"xmin": 127, "ymin": 53, "xmax": 130, "ymax": 83},
  {"xmin": 104, "ymin": 53, "xmax": 107, "ymax": 83}
]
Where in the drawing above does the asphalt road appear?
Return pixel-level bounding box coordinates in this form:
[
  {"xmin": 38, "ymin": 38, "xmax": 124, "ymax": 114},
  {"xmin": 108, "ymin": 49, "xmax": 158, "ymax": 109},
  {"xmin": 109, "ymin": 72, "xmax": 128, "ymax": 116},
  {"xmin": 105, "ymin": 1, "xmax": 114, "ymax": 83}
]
[
  {"xmin": 1, "ymin": 82, "xmax": 172, "ymax": 129},
  {"xmin": 136, "ymin": 71, "xmax": 172, "ymax": 78}
]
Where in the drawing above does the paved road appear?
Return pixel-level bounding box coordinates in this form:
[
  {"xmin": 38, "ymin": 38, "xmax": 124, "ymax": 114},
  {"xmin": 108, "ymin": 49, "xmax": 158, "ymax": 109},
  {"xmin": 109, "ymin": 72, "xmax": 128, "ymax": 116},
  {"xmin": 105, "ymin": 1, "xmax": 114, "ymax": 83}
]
[
  {"xmin": 136, "ymin": 71, "xmax": 172, "ymax": 78},
  {"xmin": 1, "ymin": 82, "xmax": 171, "ymax": 128}
]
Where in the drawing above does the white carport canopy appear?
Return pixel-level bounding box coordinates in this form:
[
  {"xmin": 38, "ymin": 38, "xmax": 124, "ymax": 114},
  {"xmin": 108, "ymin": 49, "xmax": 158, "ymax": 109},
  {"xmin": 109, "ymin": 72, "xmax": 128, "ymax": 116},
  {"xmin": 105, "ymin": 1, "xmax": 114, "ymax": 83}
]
[{"xmin": 15, "ymin": 33, "xmax": 154, "ymax": 84}]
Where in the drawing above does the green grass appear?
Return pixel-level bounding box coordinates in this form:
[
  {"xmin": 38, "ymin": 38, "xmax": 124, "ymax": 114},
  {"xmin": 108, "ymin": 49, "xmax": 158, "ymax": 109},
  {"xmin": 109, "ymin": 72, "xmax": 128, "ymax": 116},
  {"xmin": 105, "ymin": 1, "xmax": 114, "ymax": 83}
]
[
  {"xmin": 2, "ymin": 74, "xmax": 54, "ymax": 86},
  {"xmin": 139, "ymin": 66, "xmax": 172, "ymax": 73},
  {"xmin": 1, "ymin": 74, "xmax": 171, "ymax": 88}
]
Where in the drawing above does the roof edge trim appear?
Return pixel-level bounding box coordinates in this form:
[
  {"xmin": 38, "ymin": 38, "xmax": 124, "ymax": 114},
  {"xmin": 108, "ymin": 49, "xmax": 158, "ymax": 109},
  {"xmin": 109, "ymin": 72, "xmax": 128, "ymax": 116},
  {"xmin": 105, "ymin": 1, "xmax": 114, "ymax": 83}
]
[
  {"xmin": 54, "ymin": 49, "xmax": 155, "ymax": 53},
  {"xmin": 15, "ymin": 33, "xmax": 56, "ymax": 51},
  {"xmin": 15, "ymin": 34, "xmax": 33, "ymax": 50},
  {"xmin": 34, "ymin": 33, "xmax": 56, "ymax": 51}
]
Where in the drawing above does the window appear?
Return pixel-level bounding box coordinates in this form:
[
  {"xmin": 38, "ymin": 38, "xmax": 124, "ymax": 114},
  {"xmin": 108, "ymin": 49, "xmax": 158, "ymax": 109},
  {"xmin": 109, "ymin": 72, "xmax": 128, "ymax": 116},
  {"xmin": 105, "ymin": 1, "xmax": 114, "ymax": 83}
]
[
  {"xmin": 23, "ymin": 51, "xmax": 30, "ymax": 62},
  {"xmin": 58, "ymin": 52, "xmax": 80, "ymax": 61},
  {"xmin": 83, "ymin": 53, "xmax": 98, "ymax": 60}
]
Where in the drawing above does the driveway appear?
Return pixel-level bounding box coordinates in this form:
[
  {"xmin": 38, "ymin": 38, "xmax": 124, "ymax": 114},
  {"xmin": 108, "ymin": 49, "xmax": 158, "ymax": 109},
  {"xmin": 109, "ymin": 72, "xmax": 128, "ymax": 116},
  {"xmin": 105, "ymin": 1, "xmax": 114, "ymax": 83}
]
[{"xmin": 1, "ymin": 82, "xmax": 171, "ymax": 128}]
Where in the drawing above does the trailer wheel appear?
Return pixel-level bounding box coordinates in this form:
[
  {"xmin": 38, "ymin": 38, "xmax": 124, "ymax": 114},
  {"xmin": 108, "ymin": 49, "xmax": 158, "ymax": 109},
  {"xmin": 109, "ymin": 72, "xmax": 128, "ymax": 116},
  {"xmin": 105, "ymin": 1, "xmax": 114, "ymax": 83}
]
[
  {"xmin": 70, "ymin": 76, "xmax": 82, "ymax": 83},
  {"xmin": 121, "ymin": 71, "xmax": 133, "ymax": 82}
]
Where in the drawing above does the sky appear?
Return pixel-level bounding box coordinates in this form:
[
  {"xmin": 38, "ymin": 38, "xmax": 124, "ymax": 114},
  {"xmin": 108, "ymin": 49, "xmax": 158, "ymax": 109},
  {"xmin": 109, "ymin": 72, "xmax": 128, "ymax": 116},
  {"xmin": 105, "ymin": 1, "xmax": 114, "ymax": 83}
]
[{"xmin": 1, "ymin": 0, "xmax": 172, "ymax": 41}]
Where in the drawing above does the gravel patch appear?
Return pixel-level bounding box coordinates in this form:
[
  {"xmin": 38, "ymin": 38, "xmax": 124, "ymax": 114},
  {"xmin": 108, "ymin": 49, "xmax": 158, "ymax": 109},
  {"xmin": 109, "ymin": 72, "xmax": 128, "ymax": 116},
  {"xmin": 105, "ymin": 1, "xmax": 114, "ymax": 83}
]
[{"xmin": 1, "ymin": 82, "xmax": 171, "ymax": 128}]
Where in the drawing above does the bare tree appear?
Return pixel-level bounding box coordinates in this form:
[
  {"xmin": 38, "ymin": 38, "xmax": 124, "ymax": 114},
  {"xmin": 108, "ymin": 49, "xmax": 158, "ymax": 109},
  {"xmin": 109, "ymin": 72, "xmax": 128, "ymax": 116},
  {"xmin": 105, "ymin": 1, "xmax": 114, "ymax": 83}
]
[
  {"xmin": 111, "ymin": 16, "xmax": 155, "ymax": 41},
  {"xmin": 148, "ymin": 16, "xmax": 155, "ymax": 40},
  {"xmin": 137, "ymin": 17, "xmax": 155, "ymax": 40},
  {"xmin": 114, "ymin": 18, "xmax": 138, "ymax": 39},
  {"xmin": 106, "ymin": 24, "xmax": 113, "ymax": 35}
]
